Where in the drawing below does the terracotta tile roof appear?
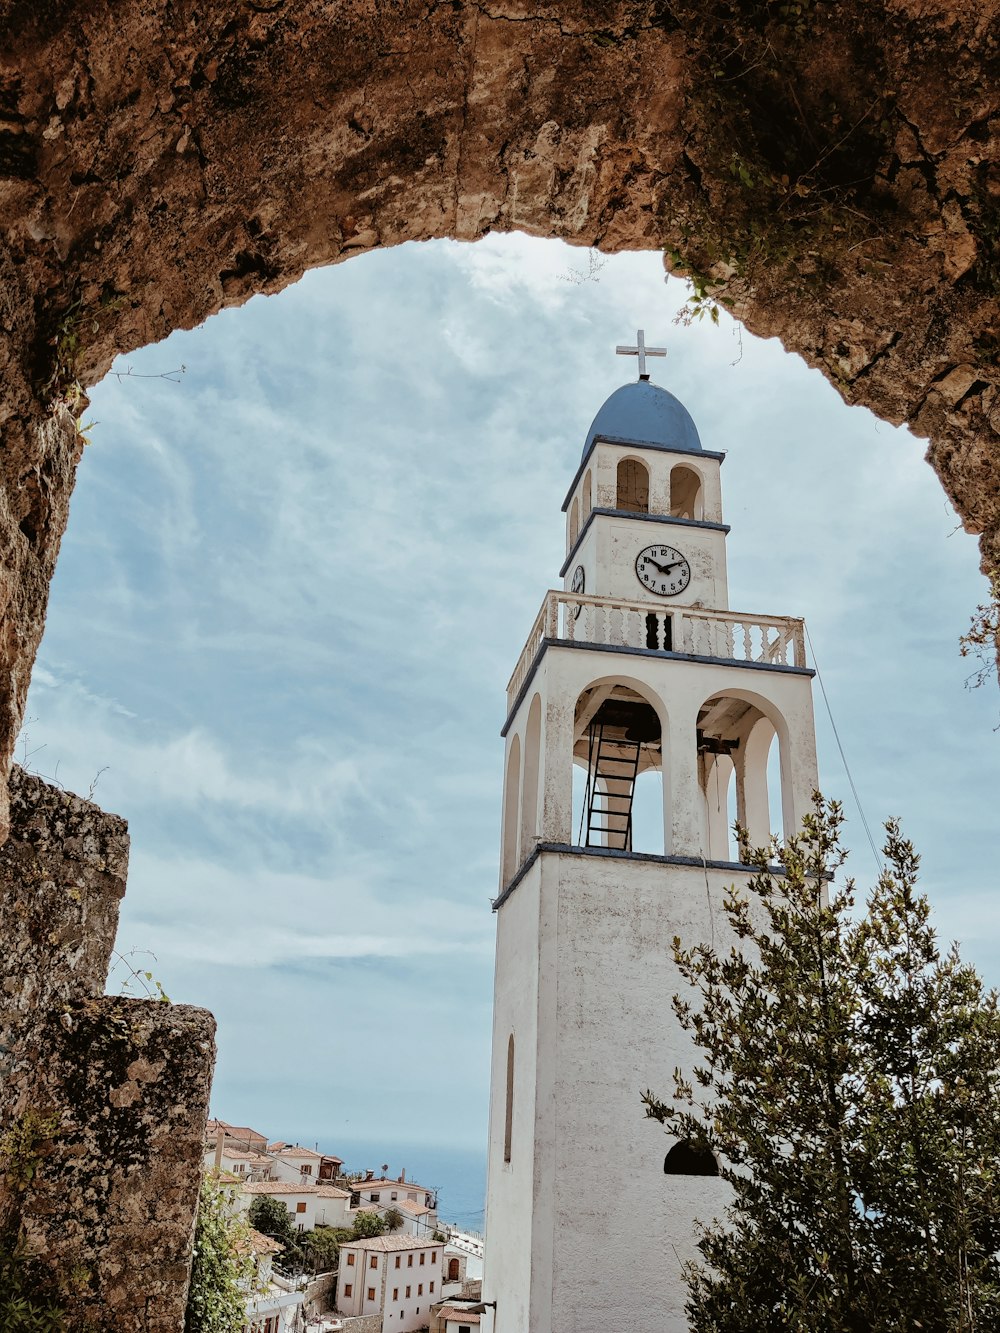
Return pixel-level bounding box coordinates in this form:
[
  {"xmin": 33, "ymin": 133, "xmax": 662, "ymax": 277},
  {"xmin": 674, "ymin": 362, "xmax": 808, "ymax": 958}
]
[
  {"xmin": 439, "ymin": 1308, "xmax": 481, "ymax": 1326},
  {"xmin": 219, "ymin": 1150, "xmax": 270, "ymax": 1163},
  {"xmin": 207, "ymin": 1119, "xmax": 268, "ymax": 1142},
  {"xmin": 395, "ymin": 1199, "xmax": 432, "ymax": 1216},
  {"xmin": 268, "ymin": 1144, "xmax": 323, "ymax": 1159},
  {"xmin": 249, "ymin": 1229, "xmax": 283, "ymax": 1255},
  {"xmin": 240, "ymin": 1181, "xmax": 320, "ymax": 1196},
  {"xmin": 340, "ymin": 1235, "xmax": 441, "ymax": 1254},
  {"xmin": 317, "ymin": 1186, "xmax": 351, "ymax": 1199}
]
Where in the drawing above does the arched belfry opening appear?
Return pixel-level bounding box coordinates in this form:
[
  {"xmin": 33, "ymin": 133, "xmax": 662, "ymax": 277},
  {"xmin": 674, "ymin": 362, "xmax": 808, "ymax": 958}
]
[
  {"xmin": 670, "ymin": 463, "xmax": 704, "ymax": 521},
  {"xmin": 572, "ymin": 683, "xmax": 663, "ymax": 853},
  {"xmin": 616, "ymin": 458, "xmax": 650, "ymax": 514},
  {"xmin": 664, "ymin": 1140, "xmax": 719, "ymax": 1177},
  {"xmin": 696, "ymin": 692, "xmax": 785, "ymax": 859}
]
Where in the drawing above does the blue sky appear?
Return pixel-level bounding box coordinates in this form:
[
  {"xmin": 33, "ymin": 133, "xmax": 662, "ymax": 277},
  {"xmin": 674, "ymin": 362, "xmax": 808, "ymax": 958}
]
[{"xmin": 21, "ymin": 234, "xmax": 999, "ymax": 1153}]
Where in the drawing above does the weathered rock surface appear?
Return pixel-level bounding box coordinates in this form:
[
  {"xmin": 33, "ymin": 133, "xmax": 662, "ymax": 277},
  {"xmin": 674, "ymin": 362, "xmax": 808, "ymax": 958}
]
[
  {"xmin": 0, "ymin": 767, "xmax": 216, "ymax": 1330},
  {"xmin": 0, "ymin": 0, "xmax": 998, "ymax": 829}
]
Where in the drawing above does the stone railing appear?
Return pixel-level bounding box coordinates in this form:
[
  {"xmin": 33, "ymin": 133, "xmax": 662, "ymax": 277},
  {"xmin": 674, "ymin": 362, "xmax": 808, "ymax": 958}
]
[{"xmin": 506, "ymin": 591, "xmax": 807, "ymax": 709}]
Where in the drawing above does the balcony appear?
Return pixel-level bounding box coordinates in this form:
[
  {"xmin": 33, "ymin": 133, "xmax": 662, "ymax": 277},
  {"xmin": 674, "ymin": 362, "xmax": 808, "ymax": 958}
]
[{"xmin": 507, "ymin": 590, "xmax": 807, "ymax": 710}]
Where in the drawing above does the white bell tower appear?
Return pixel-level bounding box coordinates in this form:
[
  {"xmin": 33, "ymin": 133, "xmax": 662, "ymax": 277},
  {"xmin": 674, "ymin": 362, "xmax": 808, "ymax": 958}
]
[{"xmin": 482, "ymin": 334, "xmax": 820, "ymax": 1332}]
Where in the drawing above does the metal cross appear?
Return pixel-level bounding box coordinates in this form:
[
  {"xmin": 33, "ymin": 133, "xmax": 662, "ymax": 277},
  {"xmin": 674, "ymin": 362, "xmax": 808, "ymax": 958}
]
[{"xmin": 616, "ymin": 329, "xmax": 666, "ymax": 381}]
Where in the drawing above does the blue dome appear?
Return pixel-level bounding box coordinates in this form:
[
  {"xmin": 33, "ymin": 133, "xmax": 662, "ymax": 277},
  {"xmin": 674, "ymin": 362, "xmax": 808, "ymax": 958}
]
[{"xmin": 583, "ymin": 380, "xmax": 702, "ymax": 458}]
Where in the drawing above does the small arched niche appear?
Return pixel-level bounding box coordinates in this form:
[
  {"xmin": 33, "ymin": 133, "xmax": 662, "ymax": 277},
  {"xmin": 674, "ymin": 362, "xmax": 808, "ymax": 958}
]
[
  {"xmin": 571, "ymin": 680, "xmax": 665, "ymax": 854},
  {"xmin": 664, "ymin": 1139, "xmax": 719, "ymax": 1177},
  {"xmin": 519, "ymin": 694, "xmax": 542, "ymax": 860},
  {"xmin": 670, "ymin": 463, "xmax": 704, "ymax": 520},
  {"xmin": 616, "ymin": 457, "xmax": 649, "ymax": 514},
  {"xmin": 569, "ymin": 496, "xmax": 580, "ymax": 548},
  {"xmin": 582, "ymin": 468, "xmax": 593, "ymax": 519}
]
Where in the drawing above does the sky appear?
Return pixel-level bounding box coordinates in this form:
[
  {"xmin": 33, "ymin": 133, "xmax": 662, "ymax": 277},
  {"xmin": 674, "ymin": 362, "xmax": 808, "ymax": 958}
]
[{"xmin": 20, "ymin": 233, "xmax": 1000, "ymax": 1156}]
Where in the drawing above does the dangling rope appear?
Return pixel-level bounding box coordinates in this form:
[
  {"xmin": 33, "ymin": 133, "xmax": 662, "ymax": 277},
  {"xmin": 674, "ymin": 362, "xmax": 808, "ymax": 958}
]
[{"xmin": 804, "ymin": 623, "xmax": 883, "ymax": 876}]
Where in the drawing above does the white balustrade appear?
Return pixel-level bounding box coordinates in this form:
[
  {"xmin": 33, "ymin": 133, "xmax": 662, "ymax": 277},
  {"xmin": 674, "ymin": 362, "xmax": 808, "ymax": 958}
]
[{"xmin": 507, "ymin": 591, "xmax": 808, "ymax": 709}]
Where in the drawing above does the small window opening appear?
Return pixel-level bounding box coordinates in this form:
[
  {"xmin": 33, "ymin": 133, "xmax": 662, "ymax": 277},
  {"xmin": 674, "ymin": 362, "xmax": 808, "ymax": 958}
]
[
  {"xmin": 645, "ymin": 613, "xmax": 672, "ymax": 651},
  {"xmin": 617, "ymin": 458, "xmax": 649, "ymax": 513},
  {"xmin": 503, "ymin": 1034, "xmax": 514, "ymax": 1163},
  {"xmin": 664, "ymin": 1139, "xmax": 719, "ymax": 1176}
]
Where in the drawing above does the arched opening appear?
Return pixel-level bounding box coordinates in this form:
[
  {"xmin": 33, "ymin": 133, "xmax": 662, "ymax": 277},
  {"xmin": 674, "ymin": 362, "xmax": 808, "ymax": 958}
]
[
  {"xmin": 697, "ymin": 692, "xmax": 789, "ymax": 860},
  {"xmin": 447, "ymin": 1257, "xmax": 461, "ymax": 1281},
  {"xmin": 569, "ymin": 496, "xmax": 580, "ymax": 548},
  {"xmin": 520, "ymin": 694, "xmax": 542, "ymax": 860},
  {"xmin": 664, "ymin": 1140, "xmax": 719, "ymax": 1177},
  {"xmin": 501, "ymin": 735, "xmax": 521, "ymax": 885},
  {"xmin": 503, "ymin": 1034, "xmax": 514, "ymax": 1164},
  {"xmin": 616, "ymin": 458, "xmax": 649, "ymax": 514},
  {"xmin": 670, "ymin": 464, "xmax": 704, "ymax": 520},
  {"xmin": 571, "ymin": 680, "xmax": 665, "ymax": 855},
  {"xmin": 582, "ymin": 469, "xmax": 593, "ymax": 520}
]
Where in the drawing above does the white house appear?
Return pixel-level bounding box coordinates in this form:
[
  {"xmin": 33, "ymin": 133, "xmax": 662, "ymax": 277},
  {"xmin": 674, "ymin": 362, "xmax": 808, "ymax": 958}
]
[
  {"xmin": 429, "ymin": 1300, "xmax": 483, "ymax": 1333},
  {"xmin": 391, "ymin": 1197, "xmax": 436, "ymax": 1238},
  {"xmin": 268, "ymin": 1143, "xmax": 325, "ymax": 1184},
  {"xmin": 204, "ymin": 1146, "xmax": 275, "ymax": 1181},
  {"xmin": 239, "ymin": 1180, "xmax": 321, "ymax": 1233},
  {"xmin": 351, "ymin": 1174, "xmax": 436, "ymax": 1211},
  {"xmin": 314, "ymin": 1185, "xmax": 353, "ymax": 1230},
  {"xmin": 337, "ymin": 1234, "xmax": 442, "ymax": 1332},
  {"xmin": 242, "ymin": 1228, "xmax": 304, "ymax": 1333}
]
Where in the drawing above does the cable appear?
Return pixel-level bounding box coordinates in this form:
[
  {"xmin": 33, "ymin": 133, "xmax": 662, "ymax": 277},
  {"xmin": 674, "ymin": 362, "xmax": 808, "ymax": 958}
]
[{"xmin": 804, "ymin": 623, "xmax": 883, "ymax": 876}]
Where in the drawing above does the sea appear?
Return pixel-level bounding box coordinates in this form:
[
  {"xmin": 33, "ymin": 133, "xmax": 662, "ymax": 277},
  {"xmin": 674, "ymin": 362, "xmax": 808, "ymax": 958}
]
[{"xmin": 309, "ymin": 1138, "xmax": 487, "ymax": 1234}]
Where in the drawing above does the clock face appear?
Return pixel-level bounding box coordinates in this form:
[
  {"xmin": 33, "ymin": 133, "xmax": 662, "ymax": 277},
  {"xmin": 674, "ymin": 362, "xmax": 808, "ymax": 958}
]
[{"xmin": 635, "ymin": 544, "xmax": 692, "ymax": 597}]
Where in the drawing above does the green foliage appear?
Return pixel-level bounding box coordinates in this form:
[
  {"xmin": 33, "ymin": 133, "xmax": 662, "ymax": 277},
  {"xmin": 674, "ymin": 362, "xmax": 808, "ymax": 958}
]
[
  {"xmin": 351, "ymin": 1210, "xmax": 388, "ymax": 1239},
  {"xmin": 0, "ymin": 1112, "xmax": 59, "ymax": 1191},
  {"xmin": 959, "ymin": 571, "xmax": 1000, "ymax": 690},
  {"xmin": 382, "ymin": 1206, "xmax": 404, "ymax": 1232},
  {"xmin": 247, "ymin": 1194, "xmax": 294, "ymax": 1246},
  {"xmin": 0, "ymin": 1237, "xmax": 66, "ymax": 1333},
  {"xmin": 644, "ymin": 797, "xmax": 1000, "ymax": 1332},
  {"xmin": 185, "ymin": 1177, "xmax": 256, "ymax": 1333},
  {"xmin": 302, "ymin": 1226, "xmax": 343, "ymax": 1272}
]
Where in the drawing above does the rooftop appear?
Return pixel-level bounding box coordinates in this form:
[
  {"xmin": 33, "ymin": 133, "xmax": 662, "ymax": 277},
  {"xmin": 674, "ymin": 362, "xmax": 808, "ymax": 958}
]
[
  {"xmin": 340, "ymin": 1235, "xmax": 441, "ymax": 1253},
  {"xmin": 240, "ymin": 1181, "xmax": 320, "ymax": 1196},
  {"xmin": 583, "ymin": 379, "xmax": 702, "ymax": 460},
  {"xmin": 396, "ymin": 1198, "xmax": 431, "ymax": 1215},
  {"xmin": 355, "ymin": 1177, "xmax": 431, "ymax": 1194},
  {"xmin": 268, "ymin": 1143, "xmax": 323, "ymax": 1159}
]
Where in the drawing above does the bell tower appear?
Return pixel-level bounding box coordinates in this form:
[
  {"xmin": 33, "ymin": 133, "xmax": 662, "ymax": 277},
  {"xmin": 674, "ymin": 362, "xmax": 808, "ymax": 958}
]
[{"xmin": 482, "ymin": 334, "xmax": 821, "ymax": 1332}]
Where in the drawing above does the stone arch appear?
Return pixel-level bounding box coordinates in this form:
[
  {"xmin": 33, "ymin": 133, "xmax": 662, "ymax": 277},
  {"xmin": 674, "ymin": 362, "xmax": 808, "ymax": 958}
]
[
  {"xmin": 694, "ymin": 686, "xmax": 795, "ymax": 854},
  {"xmin": 501, "ymin": 734, "xmax": 521, "ymax": 886},
  {"xmin": 0, "ymin": 0, "xmax": 994, "ymax": 848},
  {"xmin": 669, "ymin": 463, "xmax": 705, "ymax": 521},
  {"xmin": 569, "ymin": 496, "xmax": 580, "ymax": 549},
  {"xmin": 571, "ymin": 673, "xmax": 669, "ymax": 855},
  {"xmin": 616, "ymin": 457, "xmax": 650, "ymax": 514},
  {"xmin": 520, "ymin": 693, "xmax": 543, "ymax": 860}
]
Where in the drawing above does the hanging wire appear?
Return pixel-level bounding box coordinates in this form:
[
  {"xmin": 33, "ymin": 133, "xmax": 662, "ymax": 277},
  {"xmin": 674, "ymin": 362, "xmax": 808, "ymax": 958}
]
[{"xmin": 804, "ymin": 623, "xmax": 884, "ymax": 876}]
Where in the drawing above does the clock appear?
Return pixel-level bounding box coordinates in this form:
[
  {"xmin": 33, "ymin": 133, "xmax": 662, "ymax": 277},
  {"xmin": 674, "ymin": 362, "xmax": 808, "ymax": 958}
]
[
  {"xmin": 635, "ymin": 544, "xmax": 691, "ymax": 597},
  {"xmin": 571, "ymin": 564, "xmax": 585, "ymax": 618}
]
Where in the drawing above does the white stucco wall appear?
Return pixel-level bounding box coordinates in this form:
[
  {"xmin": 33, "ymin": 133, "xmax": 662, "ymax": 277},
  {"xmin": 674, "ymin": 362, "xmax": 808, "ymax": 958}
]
[{"xmin": 485, "ymin": 852, "xmax": 749, "ymax": 1333}]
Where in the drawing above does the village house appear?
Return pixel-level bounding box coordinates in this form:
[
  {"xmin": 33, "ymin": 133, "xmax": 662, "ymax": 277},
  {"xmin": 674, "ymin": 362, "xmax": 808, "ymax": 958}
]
[
  {"xmin": 238, "ymin": 1179, "xmax": 322, "ymax": 1233},
  {"xmin": 337, "ymin": 1234, "xmax": 442, "ymax": 1332},
  {"xmin": 267, "ymin": 1143, "xmax": 327, "ymax": 1184},
  {"xmin": 351, "ymin": 1173, "xmax": 436, "ymax": 1212},
  {"xmin": 207, "ymin": 1119, "xmax": 269, "ymax": 1154},
  {"xmin": 241, "ymin": 1228, "xmax": 304, "ymax": 1333},
  {"xmin": 314, "ymin": 1183, "xmax": 353, "ymax": 1230},
  {"xmin": 427, "ymin": 1298, "xmax": 483, "ymax": 1333},
  {"xmin": 204, "ymin": 1145, "xmax": 275, "ymax": 1181}
]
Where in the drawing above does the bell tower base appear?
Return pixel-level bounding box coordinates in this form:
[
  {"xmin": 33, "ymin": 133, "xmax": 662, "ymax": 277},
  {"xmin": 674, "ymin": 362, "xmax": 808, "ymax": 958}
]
[{"xmin": 483, "ymin": 846, "xmax": 744, "ymax": 1333}]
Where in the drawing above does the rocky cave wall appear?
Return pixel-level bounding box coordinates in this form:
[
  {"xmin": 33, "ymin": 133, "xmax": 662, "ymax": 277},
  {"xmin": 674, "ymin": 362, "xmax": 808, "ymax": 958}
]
[
  {"xmin": 1, "ymin": 0, "xmax": 1000, "ymax": 841},
  {"xmin": 0, "ymin": 766, "xmax": 215, "ymax": 1329}
]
